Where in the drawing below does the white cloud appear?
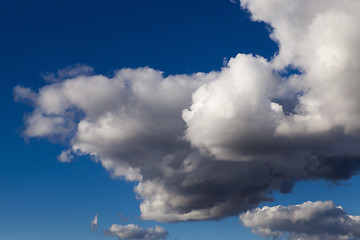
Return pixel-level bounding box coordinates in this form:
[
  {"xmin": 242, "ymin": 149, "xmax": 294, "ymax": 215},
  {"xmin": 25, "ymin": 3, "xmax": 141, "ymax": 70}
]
[
  {"xmin": 240, "ymin": 201, "xmax": 360, "ymax": 240},
  {"xmin": 105, "ymin": 224, "xmax": 168, "ymax": 240},
  {"xmin": 239, "ymin": 0, "xmax": 360, "ymax": 135},
  {"xmin": 14, "ymin": 85, "xmax": 37, "ymax": 103},
  {"xmin": 23, "ymin": 113, "xmax": 70, "ymax": 138},
  {"xmin": 57, "ymin": 149, "xmax": 73, "ymax": 163},
  {"xmin": 182, "ymin": 54, "xmax": 281, "ymax": 161},
  {"xmin": 16, "ymin": 0, "xmax": 360, "ymax": 223},
  {"xmin": 90, "ymin": 214, "xmax": 98, "ymax": 232},
  {"xmin": 184, "ymin": 0, "xmax": 360, "ymax": 161}
]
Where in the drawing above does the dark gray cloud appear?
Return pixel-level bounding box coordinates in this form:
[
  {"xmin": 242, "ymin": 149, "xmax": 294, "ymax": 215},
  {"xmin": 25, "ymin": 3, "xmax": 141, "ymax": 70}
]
[
  {"xmin": 240, "ymin": 201, "xmax": 360, "ymax": 240},
  {"xmin": 105, "ymin": 224, "xmax": 168, "ymax": 240},
  {"xmin": 15, "ymin": 0, "xmax": 360, "ymax": 223}
]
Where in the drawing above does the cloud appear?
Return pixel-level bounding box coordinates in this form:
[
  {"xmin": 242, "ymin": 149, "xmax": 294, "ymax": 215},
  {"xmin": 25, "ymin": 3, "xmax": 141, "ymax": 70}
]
[
  {"xmin": 57, "ymin": 149, "xmax": 73, "ymax": 163},
  {"xmin": 14, "ymin": 85, "xmax": 37, "ymax": 103},
  {"xmin": 42, "ymin": 64, "xmax": 94, "ymax": 82},
  {"xmin": 105, "ymin": 224, "xmax": 168, "ymax": 240},
  {"xmin": 91, "ymin": 214, "xmax": 98, "ymax": 232},
  {"xmin": 240, "ymin": 201, "xmax": 360, "ymax": 240},
  {"xmin": 16, "ymin": 0, "xmax": 360, "ymax": 222},
  {"xmin": 184, "ymin": 0, "xmax": 360, "ymax": 161},
  {"xmin": 239, "ymin": 0, "xmax": 360, "ymax": 135}
]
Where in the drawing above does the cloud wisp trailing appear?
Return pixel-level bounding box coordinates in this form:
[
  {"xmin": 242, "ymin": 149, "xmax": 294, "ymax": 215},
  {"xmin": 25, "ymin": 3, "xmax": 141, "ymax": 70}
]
[
  {"xmin": 240, "ymin": 201, "xmax": 360, "ymax": 240},
  {"xmin": 42, "ymin": 64, "xmax": 94, "ymax": 83},
  {"xmin": 15, "ymin": 0, "xmax": 360, "ymax": 229}
]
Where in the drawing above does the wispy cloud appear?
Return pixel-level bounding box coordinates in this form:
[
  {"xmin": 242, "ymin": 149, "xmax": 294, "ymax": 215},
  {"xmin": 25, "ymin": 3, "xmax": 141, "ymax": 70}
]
[{"xmin": 42, "ymin": 64, "xmax": 94, "ymax": 83}]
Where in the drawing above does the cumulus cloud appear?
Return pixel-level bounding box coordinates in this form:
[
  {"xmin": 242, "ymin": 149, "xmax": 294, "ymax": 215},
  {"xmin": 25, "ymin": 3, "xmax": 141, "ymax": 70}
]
[
  {"xmin": 105, "ymin": 224, "xmax": 168, "ymax": 240},
  {"xmin": 16, "ymin": 0, "xmax": 360, "ymax": 223},
  {"xmin": 91, "ymin": 214, "xmax": 98, "ymax": 232},
  {"xmin": 240, "ymin": 201, "xmax": 360, "ymax": 240},
  {"xmin": 184, "ymin": 0, "xmax": 360, "ymax": 161}
]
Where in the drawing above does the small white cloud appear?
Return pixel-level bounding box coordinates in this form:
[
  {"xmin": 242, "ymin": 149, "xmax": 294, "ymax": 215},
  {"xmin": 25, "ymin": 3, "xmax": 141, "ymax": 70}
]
[
  {"xmin": 57, "ymin": 150, "xmax": 73, "ymax": 163},
  {"xmin": 90, "ymin": 214, "xmax": 98, "ymax": 232},
  {"xmin": 105, "ymin": 224, "xmax": 168, "ymax": 240}
]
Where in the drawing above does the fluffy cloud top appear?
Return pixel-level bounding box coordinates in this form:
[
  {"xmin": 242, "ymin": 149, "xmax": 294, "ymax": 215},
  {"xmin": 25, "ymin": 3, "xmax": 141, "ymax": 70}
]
[
  {"xmin": 240, "ymin": 201, "xmax": 360, "ymax": 240},
  {"xmin": 16, "ymin": 0, "xmax": 360, "ymax": 222},
  {"xmin": 105, "ymin": 224, "xmax": 168, "ymax": 240}
]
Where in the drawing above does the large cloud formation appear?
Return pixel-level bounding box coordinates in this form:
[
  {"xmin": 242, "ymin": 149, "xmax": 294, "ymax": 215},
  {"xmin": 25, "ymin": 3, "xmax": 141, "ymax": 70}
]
[
  {"xmin": 16, "ymin": 0, "xmax": 360, "ymax": 224},
  {"xmin": 240, "ymin": 201, "xmax": 360, "ymax": 240}
]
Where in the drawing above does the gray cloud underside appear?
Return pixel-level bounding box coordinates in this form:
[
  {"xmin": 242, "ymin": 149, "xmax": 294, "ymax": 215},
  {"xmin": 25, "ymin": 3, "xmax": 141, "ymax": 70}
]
[
  {"xmin": 240, "ymin": 201, "xmax": 360, "ymax": 240},
  {"xmin": 16, "ymin": 0, "xmax": 360, "ymax": 222},
  {"xmin": 105, "ymin": 224, "xmax": 168, "ymax": 240}
]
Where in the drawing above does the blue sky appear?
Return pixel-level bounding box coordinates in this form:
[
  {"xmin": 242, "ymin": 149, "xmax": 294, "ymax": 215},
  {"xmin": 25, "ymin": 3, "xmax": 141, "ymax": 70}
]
[{"xmin": 2, "ymin": 0, "xmax": 360, "ymax": 240}]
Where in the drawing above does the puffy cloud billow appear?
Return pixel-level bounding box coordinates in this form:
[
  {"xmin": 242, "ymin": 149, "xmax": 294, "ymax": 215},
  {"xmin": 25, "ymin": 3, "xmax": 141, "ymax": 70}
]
[
  {"xmin": 16, "ymin": 0, "xmax": 360, "ymax": 225},
  {"xmin": 240, "ymin": 201, "xmax": 360, "ymax": 240}
]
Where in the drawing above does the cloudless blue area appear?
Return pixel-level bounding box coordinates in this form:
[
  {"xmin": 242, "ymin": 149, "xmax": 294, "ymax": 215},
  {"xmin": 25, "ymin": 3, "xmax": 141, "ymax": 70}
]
[{"xmin": 0, "ymin": 0, "xmax": 357, "ymax": 240}]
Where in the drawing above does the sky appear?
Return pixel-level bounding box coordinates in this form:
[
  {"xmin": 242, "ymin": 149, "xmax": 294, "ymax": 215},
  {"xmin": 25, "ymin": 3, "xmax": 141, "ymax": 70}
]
[{"xmin": 1, "ymin": 0, "xmax": 360, "ymax": 240}]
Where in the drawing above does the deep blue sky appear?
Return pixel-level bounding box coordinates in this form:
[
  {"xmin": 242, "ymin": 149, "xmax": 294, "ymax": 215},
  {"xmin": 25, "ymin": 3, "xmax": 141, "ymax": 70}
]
[{"xmin": 1, "ymin": 1, "xmax": 359, "ymax": 240}]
